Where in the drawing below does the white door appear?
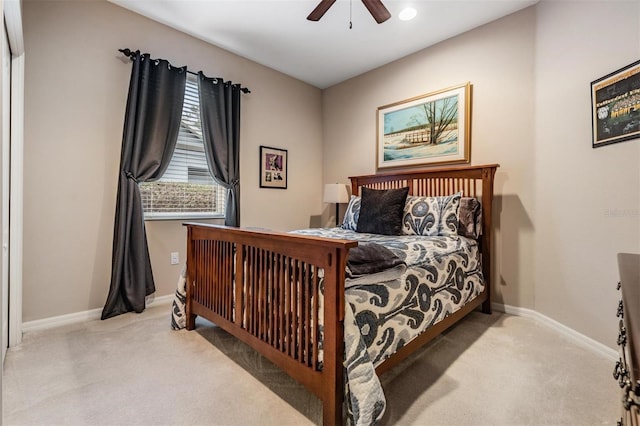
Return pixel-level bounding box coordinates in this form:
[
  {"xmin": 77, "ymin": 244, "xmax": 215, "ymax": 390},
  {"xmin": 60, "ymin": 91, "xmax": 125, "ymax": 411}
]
[{"xmin": 2, "ymin": 20, "xmax": 11, "ymax": 363}]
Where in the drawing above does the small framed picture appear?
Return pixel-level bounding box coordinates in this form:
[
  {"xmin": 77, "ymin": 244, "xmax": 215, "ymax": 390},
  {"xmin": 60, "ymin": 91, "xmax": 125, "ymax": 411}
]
[
  {"xmin": 591, "ymin": 59, "xmax": 640, "ymax": 148},
  {"xmin": 259, "ymin": 146, "xmax": 287, "ymax": 189}
]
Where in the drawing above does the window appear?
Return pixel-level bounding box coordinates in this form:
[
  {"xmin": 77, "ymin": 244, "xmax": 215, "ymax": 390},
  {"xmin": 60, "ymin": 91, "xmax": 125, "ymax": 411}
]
[{"xmin": 140, "ymin": 74, "xmax": 226, "ymax": 219}]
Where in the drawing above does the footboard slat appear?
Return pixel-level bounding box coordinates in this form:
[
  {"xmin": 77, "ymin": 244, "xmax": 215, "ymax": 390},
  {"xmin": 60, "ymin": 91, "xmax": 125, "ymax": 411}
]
[
  {"xmin": 191, "ymin": 239, "xmax": 236, "ymax": 323},
  {"xmin": 284, "ymin": 256, "xmax": 291, "ymax": 354},
  {"xmin": 228, "ymin": 242, "xmax": 234, "ymax": 319},
  {"xmin": 291, "ymin": 259, "xmax": 298, "ymax": 358},
  {"xmin": 312, "ymin": 269, "xmax": 320, "ymax": 370},
  {"xmin": 303, "ymin": 266, "xmax": 309, "ymax": 366},
  {"xmin": 260, "ymin": 249, "xmax": 266, "ymax": 341},
  {"xmin": 296, "ymin": 260, "xmax": 303, "ymax": 363},
  {"xmin": 268, "ymin": 250, "xmax": 272, "ymax": 340}
]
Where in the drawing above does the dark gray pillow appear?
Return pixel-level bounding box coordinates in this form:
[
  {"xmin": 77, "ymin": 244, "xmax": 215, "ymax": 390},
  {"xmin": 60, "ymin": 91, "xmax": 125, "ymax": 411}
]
[
  {"xmin": 458, "ymin": 197, "xmax": 482, "ymax": 239},
  {"xmin": 356, "ymin": 187, "xmax": 409, "ymax": 235}
]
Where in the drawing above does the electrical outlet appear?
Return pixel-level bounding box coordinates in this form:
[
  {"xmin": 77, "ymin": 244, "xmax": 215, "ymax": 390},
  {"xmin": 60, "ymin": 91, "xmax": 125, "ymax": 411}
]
[{"xmin": 170, "ymin": 252, "xmax": 179, "ymax": 265}]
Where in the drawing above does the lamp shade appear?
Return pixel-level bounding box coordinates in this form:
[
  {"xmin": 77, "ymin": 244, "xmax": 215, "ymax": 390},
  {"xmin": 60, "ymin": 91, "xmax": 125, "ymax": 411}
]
[{"xmin": 323, "ymin": 183, "xmax": 349, "ymax": 204}]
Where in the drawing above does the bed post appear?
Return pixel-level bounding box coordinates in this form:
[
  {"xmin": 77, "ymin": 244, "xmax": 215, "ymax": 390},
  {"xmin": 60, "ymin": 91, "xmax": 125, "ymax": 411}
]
[
  {"xmin": 351, "ymin": 178, "xmax": 359, "ymax": 197},
  {"xmin": 322, "ymin": 247, "xmax": 348, "ymax": 426},
  {"xmin": 185, "ymin": 226, "xmax": 196, "ymax": 330},
  {"xmin": 480, "ymin": 166, "xmax": 497, "ymax": 314}
]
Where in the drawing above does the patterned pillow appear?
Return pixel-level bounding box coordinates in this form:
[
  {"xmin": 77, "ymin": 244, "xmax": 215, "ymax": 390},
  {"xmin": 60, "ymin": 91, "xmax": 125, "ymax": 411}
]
[
  {"xmin": 342, "ymin": 195, "xmax": 361, "ymax": 231},
  {"xmin": 402, "ymin": 192, "xmax": 462, "ymax": 236}
]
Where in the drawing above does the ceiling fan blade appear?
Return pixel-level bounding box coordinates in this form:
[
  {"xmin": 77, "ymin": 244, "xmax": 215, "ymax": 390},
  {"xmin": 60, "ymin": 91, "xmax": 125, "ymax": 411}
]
[
  {"xmin": 307, "ymin": 0, "xmax": 337, "ymax": 21},
  {"xmin": 361, "ymin": 0, "xmax": 391, "ymax": 23}
]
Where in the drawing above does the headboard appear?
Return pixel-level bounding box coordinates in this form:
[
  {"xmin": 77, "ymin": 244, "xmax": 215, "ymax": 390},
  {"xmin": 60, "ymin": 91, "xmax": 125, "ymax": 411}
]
[{"xmin": 349, "ymin": 163, "xmax": 499, "ymax": 306}]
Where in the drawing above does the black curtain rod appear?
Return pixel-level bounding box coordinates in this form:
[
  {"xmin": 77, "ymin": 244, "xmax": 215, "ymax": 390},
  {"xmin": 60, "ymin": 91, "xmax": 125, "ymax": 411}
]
[{"xmin": 118, "ymin": 48, "xmax": 251, "ymax": 94}]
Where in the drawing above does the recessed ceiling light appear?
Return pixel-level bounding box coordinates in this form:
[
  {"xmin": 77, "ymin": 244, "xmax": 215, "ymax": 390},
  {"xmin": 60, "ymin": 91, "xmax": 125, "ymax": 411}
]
[{"xmin": 398, "ymin": 7, "xmax": 417, "ymax": 21}]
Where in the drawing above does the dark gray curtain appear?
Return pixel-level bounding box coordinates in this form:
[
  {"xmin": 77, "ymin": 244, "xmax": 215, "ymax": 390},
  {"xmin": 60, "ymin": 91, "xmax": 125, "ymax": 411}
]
[
  {"xmin": 198, "ymin": 72, "xmax": 241, "ymax": 227},
  {"xmin": 102, "ymin": 52, "xmax": 186, "ymax": 320}
]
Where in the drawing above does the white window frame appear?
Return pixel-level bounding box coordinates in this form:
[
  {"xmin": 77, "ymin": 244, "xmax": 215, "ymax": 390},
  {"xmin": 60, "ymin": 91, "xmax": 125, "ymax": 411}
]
[{"xmin": 141, "ymin": 73, "xmax": 226, "ymax": 221}]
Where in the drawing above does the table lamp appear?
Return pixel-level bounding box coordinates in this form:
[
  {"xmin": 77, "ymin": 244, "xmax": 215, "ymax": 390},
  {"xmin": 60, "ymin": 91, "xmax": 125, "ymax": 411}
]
[{"xmin": 323, "ymin": 183, "xmax": 349, "ymax": 227}]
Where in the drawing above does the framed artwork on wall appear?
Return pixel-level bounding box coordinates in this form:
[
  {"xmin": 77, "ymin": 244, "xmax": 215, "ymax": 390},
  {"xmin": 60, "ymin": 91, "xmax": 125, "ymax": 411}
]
[
  {"xmin": 259, "ymin": 145, "xmax": 288, "ymax": 189},
  {"xmin": 376, "ymin": 82, "xmax": 471, "ymax": 169},
  {"xmin": 591, "ymin": 59, "xmax": 640, "ymax": 148}
]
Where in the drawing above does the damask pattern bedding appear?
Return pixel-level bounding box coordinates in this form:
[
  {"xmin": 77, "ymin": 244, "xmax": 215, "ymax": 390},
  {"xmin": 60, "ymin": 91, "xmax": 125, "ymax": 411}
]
[{"xmin": 292, "ymin": 227, "xmax": 484, "ymax": 367}]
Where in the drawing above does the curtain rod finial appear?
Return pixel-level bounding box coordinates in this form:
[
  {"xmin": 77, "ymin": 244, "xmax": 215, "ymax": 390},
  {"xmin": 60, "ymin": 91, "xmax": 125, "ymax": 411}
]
[{"xmin": 118, "ymin": 48, "xmax": 134, "ymax": 59}]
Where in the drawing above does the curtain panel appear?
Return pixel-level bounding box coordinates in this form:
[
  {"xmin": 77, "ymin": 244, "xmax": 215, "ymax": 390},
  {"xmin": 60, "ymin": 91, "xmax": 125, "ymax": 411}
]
[
  {"xmin": 102, "ymin": 52, "xmax": 186, "ymax": 320},
  {"xmin": 198, "ymin": 72, "xmax": 242, "ymax": 227}
]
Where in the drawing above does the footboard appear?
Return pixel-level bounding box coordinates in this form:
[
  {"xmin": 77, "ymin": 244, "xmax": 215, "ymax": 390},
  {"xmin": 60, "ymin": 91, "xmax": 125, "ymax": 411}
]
[{"xmin": 184, "ymin": 223, "xmax": 357, "ymax": 426}]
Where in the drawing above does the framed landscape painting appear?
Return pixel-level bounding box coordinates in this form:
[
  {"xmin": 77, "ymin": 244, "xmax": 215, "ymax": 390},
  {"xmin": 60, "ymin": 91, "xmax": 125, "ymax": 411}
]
[
  {"xmin": 259, "ymin": 145, "xmax": 287, "ymax": 189},
  {"xmin": 591, "ymin": 59, "xmax": 640, "ymax": 148},
  {"xmin": 377, "ymin": 83, "xmax": 471, "ymax": 169}
]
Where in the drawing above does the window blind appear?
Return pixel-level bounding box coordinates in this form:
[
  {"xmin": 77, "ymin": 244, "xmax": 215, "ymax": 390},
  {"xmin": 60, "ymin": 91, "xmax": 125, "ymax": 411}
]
[{"xmin": 140, "ymin": 74, "xmax": 226, "ymax": 218}]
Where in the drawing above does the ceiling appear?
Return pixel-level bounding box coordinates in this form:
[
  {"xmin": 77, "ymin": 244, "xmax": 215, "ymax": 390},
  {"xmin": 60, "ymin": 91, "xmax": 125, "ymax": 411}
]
[{"xmin": 109, "ymin": 0, "xmax": 538, "ymax": 89}]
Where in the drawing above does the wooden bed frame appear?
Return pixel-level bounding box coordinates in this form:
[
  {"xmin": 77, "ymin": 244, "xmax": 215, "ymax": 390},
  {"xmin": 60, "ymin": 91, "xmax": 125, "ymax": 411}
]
[{"xmin": 184, "ymin": 163, "xmax": 498, "ymax": 425}]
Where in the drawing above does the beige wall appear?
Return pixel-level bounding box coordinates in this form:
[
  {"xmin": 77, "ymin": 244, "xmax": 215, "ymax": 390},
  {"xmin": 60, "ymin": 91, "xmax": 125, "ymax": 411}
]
[
  {"xmin": 22, "ymin": 0, "xmax": 323, "ymax": 322},
  {"xmin": 323, "ymin": 1, "xmax": 640, "ymax": 348},
  {"xmin": 323, "ymin": 7, "xmax": 538, "ymax": 310},
  {"xmin": 534, "ymin": 0, "xmax": 640, "ymax": 347}
]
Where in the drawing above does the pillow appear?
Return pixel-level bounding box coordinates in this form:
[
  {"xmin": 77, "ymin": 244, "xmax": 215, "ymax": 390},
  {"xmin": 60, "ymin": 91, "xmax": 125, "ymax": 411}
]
[
  {"xmin": 356, "ymin": 187, "xmax": 409, "ymax": 235},
  {"xmin": 458, "ymin": 197, "xmax": 482, "ymax": 239},
  {"xmin": 402, "ymin": 192, "xmax": 462, "ymax": 236},
  {"xmin": 341, "ymin": 195, "xmax": 361, "ymax": 231},
  {"xmin": 402, "ymin": 196, "xmax": 437, "ymax": 236}
]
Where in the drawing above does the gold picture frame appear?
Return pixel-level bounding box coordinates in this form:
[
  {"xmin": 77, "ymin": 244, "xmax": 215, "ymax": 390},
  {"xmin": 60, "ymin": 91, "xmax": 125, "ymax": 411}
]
[
  {"xmin": 377, "ymin": 82, "xmax": 471, "ymax": 169},
  {"xmin": 591, "ymin": 60, "xmax": 640, "ymax": 148}
]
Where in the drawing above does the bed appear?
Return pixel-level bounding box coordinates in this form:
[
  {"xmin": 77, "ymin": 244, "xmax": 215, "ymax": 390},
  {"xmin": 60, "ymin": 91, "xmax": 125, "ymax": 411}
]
[{"xmin": 178, "ymin": 164, "xmax": 498, "ymax": 425}]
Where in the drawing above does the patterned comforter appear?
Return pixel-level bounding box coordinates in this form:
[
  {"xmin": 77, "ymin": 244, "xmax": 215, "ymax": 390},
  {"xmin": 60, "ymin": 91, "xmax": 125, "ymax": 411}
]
[
  {"xmin": 172, "ymin": 228, "xmax": 484, "ymax": 425},
  {"xmin": 291, "ymin": 228, "xmax": 484, "ymax": 424}
]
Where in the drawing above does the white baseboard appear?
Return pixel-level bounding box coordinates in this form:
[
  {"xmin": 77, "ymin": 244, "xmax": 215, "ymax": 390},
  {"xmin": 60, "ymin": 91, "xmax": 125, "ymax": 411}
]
[
  {"xmin": 492, "ymin": 302, "xmax": 618, "ymax": 362},
  {"xmin": 20, "ymin": 297, "xmax": 619, "ymax": 362},
  {"xmin": 22, "ymin": 294, "xmax": 174, "ymax": 334}
]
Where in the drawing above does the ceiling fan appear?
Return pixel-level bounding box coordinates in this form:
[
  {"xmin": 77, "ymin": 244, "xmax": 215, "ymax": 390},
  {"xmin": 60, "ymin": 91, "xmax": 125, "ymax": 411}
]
[{"xmin": 307, "ymin": 0, "xmax": 391, "ymax": 24}]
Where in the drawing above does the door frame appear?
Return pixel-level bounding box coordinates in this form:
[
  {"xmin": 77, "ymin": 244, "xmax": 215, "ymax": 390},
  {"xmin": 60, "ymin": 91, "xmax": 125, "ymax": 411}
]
[{"xmin": 4, "ymin": 0, "xmax": 24, "ymax": 348}]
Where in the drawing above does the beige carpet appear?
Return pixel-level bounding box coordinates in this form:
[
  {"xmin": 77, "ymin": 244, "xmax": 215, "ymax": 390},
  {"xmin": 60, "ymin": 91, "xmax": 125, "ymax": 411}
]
[{"xmin": 3, "ymin": 303, "xmax": 620, "ymax": 425}]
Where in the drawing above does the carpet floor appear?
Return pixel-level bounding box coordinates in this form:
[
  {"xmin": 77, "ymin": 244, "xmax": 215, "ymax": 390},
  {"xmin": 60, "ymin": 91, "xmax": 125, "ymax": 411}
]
[{"xmin": 3, "ymin": 303, "xmax": 620, "ymax": 425}]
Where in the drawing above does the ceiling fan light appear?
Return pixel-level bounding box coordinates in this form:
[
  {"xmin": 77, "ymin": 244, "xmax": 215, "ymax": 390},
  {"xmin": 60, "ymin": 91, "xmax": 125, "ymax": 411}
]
[{"xmin": 398, "ymin": 7, "xmax": 417, "ymax": 21}]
